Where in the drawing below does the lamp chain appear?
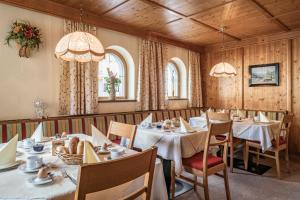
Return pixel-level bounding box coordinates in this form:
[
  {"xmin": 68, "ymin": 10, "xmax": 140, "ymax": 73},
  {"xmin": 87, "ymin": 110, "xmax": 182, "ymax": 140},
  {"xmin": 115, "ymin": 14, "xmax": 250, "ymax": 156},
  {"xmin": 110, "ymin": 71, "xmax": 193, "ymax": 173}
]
[{"xmin": 79, "ymin": 4, "xmax": 84, "ymax": 31}]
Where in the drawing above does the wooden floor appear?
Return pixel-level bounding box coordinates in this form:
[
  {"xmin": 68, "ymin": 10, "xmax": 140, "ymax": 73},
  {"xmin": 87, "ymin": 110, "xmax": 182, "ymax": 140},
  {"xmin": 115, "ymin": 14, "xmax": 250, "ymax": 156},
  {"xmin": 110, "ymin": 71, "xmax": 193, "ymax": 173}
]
[{"xmin": 176, "ymin": 155, "xmax": 300, "ymax": 200}]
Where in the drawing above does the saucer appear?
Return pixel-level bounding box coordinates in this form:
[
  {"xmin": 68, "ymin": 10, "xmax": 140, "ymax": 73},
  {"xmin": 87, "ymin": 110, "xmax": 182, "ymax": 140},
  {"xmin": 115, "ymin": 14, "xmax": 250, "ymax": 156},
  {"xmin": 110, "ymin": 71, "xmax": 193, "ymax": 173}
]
[
  {"xmin": 19, "ymin": 164, "xmax": 42, "ymax": 173},
  {"xmin": 97, "ymin": 149, "xmax": 110, "ymax": 154},
  {"xmin": 27, "ymin": 148, "xmax": 49, "ymax": 155},
  {"xmin": 0, "ymin": 160, "xmax": 22, "ymax": 171},
  {"xmin": 28, "ymin": 175, "xmax": 53, "ymax": 185}
]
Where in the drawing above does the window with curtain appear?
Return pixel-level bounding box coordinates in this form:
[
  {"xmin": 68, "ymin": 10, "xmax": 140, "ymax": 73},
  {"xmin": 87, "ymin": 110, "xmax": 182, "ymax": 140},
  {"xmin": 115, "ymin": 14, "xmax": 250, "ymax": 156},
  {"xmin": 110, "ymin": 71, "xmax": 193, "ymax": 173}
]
[
  {"xmin": 166, "ymin": 62, "xmax": 179, "ymax": 98},
  {"xmin": 98, "ymin": 51, "xmax": 126, "ymax": 99}
]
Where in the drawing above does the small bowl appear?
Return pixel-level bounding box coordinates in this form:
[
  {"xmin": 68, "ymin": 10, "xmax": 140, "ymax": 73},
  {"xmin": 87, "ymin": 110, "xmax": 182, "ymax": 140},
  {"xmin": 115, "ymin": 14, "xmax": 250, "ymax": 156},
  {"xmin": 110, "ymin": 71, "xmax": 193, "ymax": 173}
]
[{"xmin": 33, "ymin": 144, "xmax": 44, "ymax": 152}]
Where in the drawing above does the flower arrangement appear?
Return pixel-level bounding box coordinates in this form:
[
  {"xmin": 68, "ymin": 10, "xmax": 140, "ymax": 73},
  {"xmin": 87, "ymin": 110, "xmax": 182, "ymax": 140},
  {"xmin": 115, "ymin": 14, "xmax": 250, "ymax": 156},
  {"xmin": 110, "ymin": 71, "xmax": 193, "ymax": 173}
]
[
  {"xmin": 5, "ymin": 21, "xmax": 42, "ymax": 58},
  {"xmin": 104, "ymin": 68, "xmax": 121, "ymax": 100}
]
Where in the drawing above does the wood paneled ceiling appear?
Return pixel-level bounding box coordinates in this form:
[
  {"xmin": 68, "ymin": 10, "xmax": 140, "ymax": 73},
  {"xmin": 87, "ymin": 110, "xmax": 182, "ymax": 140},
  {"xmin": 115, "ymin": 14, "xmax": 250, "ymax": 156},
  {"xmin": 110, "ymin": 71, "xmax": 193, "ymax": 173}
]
[{"xmin": 2, "ymin": 0, "xmax": 300, "ymax": 49}]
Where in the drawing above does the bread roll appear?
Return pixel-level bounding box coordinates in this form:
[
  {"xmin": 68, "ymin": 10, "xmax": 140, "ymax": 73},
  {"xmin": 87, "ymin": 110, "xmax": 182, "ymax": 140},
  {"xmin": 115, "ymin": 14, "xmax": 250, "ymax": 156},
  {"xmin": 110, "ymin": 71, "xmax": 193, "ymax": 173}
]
[
  {"xmin": 77, "ymin": 141, "xmax": 84, "ymax": 155},
  {"xmin": 37, "ymin": 167, "xmax": 48, "ymax": 179},
  {"xmin": 69, "ymin": 137, "xmax": 79, "ymax": 154},
  {"xmin": 56, "ymin": 146, "xmax": 69, "ymax": 154}
]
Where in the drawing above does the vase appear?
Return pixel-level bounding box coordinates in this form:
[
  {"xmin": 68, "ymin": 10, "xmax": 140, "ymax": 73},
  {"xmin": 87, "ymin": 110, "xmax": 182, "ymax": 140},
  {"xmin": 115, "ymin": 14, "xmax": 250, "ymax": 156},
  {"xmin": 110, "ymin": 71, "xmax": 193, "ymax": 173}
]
[
  {"xmin": 109, "ymin": 84, "xmax": 116, "ymax": 101},
  {"xmin": 18, "ymin": 46, "xmax": 30, "ymax": 58}
]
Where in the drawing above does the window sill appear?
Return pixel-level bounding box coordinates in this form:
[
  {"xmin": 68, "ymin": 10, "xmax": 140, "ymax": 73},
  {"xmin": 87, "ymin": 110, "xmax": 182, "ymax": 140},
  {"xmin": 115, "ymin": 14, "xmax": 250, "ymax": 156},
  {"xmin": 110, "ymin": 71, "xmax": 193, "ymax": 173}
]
[
  {"xmin": 98, "ymin": 99, "xmax": 137, "ymax": 103},
  {"xmin": 168, "ymin": 98, "xmax": 188, "ymax": 101}
]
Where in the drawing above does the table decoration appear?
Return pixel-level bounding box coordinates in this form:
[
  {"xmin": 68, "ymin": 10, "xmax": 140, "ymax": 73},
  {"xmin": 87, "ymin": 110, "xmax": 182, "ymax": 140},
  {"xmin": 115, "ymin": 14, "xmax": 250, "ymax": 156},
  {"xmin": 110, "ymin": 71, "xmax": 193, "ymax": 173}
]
[{"xmin": 5, "ymin": 21, "xmax": 42, "ymax": 58}]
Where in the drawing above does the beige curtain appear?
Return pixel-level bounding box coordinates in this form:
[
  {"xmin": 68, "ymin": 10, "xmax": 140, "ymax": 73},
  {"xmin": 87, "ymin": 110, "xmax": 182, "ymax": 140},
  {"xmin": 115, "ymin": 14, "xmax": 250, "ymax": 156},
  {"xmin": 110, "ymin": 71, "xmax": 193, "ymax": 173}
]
[
  {"xmin": 137, "ymin": 39, "xmax": 167, "ymax": 111},
  {"xmin": 188, "ymin": 50, "xmax": 203, "ymax": 108},
  {"xmin": 59, "ymin": 20, "xmax": 98, "ymax": 115}
]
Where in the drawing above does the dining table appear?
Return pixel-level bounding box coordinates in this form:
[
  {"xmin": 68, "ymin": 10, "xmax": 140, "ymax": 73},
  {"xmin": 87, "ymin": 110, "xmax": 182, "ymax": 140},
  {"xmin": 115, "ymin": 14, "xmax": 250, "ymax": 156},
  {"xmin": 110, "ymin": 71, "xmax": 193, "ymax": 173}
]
[
  {"xmin": 189, "ymin": 116, "xmax": 281, "ymax": 151},
  {"xmin": 0, "ymin": 134, "xmax": 168, "ymax": 200}
]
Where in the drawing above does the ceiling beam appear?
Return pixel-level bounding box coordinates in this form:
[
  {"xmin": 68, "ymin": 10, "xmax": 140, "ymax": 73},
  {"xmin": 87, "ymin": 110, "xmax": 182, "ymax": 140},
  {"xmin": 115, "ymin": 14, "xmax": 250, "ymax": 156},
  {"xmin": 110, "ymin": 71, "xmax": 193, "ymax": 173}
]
[
  {"xmin": 247, "ymin": 0, "xmax": 290, "ymax": 31},
  {"xmin": 139, "ymin": 0, "xmax": 241, "ymax": 41},
  {"xmin": 0, "ymin": 0, "xmax": 203, "ymax": 51},
  {"xmin": 100, "ymin": 0, "xmax": 131, "ymax": 15},
  {"xmin": 187, "ymin": 0, "xmax": 237, "ymax": 17}
]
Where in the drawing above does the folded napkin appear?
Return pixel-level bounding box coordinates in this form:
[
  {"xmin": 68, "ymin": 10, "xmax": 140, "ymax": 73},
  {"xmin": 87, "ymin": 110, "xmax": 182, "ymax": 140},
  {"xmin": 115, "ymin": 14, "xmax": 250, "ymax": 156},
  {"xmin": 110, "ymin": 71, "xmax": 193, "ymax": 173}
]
[
  {"xmin": 31, "ymin": 123, "xmax": 43, "ymax": 143},
  {"xmin": 0, "ymin": 134, "xmax": 18, "ymax": 167},
  {"xmin": 237, "ymin": 109, "xmax": 245, "ymax": 118},
  {"xmin": 258, "ymin": 112, "xmax": 270, "ymax": 122},
  {"xmin": 91, "ymin": 125, "xmax": 112, "ymax": 147},
  {"xmin": 180, "ymin": 117, "xmax": 194, "ymax": 133},
  {"xmin": 200, "ymin": 110, "xmax": 206, "ymax": 118},
  {"xmin": 140, "ymin": 113, "xmax": 152, "ymax": 126},
  {"xmin": 83, "ymin": 141, "xmax": 100, "ymax": 164}
]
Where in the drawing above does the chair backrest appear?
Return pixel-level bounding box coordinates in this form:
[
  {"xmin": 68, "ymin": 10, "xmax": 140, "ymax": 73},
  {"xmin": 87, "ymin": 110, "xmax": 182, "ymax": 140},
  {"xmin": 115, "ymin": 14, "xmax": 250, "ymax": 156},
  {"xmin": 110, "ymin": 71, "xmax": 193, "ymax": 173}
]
[
  {"xmin": 206, "ymin": 111, "xmax": 230, "ymax": 126},
  {"xmin": 203, "ymin": 121, "xmax": 232, "ymax": 173},
  {"xmin": 277, "ymin": 114, "xmax": 294, "ymax": 146},
  {"xmin": 107, "ymin": 121, "xmax": 137, "ymax": 149},
  {"xmin": 75, "ymin": 147, "xmax": 157, "ymax": 200}
]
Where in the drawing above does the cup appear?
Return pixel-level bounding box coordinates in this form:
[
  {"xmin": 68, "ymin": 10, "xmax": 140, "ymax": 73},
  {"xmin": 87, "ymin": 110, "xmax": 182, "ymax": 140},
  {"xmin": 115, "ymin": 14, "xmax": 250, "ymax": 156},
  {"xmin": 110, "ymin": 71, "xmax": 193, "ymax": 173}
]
[
  {"xmin": 110, "ymin": 149, "xmax": 124, "ymax": 159},
  {"xmin": 26, "ymin": 156, "xmax": 43, "ymax": 170},
  {"xmin": 23, "ymin": 138, "xmax": 34, "ymax": 148}
]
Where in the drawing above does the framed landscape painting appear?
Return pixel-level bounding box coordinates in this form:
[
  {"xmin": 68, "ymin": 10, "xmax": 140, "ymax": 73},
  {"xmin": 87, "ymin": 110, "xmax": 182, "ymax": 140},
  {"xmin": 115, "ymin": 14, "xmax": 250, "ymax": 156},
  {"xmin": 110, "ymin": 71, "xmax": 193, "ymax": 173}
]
[{"xmin": 249, "ymin": 63, "xmax": 279, "ymax": 86}]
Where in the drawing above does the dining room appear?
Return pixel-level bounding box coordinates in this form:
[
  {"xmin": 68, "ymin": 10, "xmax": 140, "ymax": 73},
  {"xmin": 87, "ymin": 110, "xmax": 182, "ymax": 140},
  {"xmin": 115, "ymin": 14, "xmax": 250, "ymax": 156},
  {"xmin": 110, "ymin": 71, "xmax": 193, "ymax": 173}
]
[{"xmin": 1, "ymin": 0, "xmax": 300, "ymax": 200}]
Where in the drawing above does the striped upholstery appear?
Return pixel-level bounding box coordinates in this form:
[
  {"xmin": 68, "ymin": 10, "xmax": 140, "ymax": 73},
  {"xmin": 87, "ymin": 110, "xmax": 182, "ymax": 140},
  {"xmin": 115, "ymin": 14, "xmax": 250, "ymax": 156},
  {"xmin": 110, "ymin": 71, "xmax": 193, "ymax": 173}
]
[
  {"xmin": 169, "ymin": 110, "xmax": 175, "ymax": 119},
  {"xmin": 134, "ymin": 113, "xmax": 143, "ymax": 125},
  {"xmin": 2, "ymin": 108, "xmax": 285, "ymax": 143},
  {"xmin": 163, "ymin": 111, "xmax": 169, "ymax": 120},
  {"xmin": 156, "ymin": 111, "xmax": 164, "ymax": 121},
  {"xmin": 180, "ymin": 110, "xmax": 187, "ymax": 120}
]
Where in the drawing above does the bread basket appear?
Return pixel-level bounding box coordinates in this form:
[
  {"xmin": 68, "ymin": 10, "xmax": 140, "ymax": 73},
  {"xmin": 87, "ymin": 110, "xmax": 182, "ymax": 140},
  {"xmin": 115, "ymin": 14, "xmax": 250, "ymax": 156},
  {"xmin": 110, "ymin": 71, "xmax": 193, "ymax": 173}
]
[{"xmin": 56, "ymin": 151, "xmax": 83, "ymax": 165}]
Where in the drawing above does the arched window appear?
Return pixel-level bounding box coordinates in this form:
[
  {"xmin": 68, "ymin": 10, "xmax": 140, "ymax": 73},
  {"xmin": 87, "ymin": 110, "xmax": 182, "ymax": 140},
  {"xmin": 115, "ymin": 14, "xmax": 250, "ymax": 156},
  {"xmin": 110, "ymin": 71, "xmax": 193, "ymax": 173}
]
[
  {"xmin": 98, "ymin": 50, "xmax": 126, "ymax": 99},
  {"xmin": 166, "ymin": 62, "xmax": 179, "ymax": 98}
]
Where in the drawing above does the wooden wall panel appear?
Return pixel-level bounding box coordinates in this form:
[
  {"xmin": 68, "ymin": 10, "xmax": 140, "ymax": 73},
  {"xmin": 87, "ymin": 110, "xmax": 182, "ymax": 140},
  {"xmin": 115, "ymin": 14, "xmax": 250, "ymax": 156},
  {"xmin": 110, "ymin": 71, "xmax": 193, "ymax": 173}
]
[
  {"xmin": 201, "ymin": 38, "xmax": 300, "ymax": 153},
  {"xmin": 243, "ymin": 40, "xmax": 289, "ymax": 111},
  {"xmin": 201, "ymin": 48, "xmax": 243, "ymax": 109},
  {"xmin": 291, "ymin": 38, "xmax": 300, "ymax": 152}
]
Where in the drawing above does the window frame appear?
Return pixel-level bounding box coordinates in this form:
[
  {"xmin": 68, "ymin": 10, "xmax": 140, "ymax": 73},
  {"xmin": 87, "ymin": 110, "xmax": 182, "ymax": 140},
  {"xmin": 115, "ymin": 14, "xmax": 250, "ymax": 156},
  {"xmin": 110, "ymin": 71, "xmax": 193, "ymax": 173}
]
[
  {"xmin": 98, "ymin": 49, "xmax": 128, "ymax": 101},
  {"xmin": 166, "ymin": 60, "xmax": 181, "ymax": 99}
]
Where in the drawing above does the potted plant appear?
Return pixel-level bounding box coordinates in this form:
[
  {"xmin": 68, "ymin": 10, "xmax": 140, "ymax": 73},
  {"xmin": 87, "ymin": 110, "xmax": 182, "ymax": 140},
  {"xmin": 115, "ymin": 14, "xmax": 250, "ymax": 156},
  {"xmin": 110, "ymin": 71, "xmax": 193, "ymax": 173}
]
[
  {"xmin": 5, "ymin": 21, "xmax": 42, "ymax": 58},
  {"xmin": 104, "ymin": 68, "xmax": 121, "ymax": 100}
]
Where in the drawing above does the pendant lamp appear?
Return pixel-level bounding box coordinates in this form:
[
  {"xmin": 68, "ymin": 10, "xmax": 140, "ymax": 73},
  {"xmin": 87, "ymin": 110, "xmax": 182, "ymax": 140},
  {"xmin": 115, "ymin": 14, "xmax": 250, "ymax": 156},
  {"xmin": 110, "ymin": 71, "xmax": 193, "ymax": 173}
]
[
  {"xmin": 55, "ymin": 8, "xmax": 104, "ymax": 63},
  {"xmin": 209, "ymin": 27, "xmax": 237, "ymax": 77}
]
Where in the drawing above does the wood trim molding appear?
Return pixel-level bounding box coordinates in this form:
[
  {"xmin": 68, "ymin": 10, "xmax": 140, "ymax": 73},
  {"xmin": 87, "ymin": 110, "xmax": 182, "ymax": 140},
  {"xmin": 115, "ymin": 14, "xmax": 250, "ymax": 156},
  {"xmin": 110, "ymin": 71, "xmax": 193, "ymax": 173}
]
[
  {"xmin": 139, "ymin": 0, "xmax": 241, "ymax": 41},
  {"xmin": 0, "ymin": 0, "xmax": 203, "ymax": 52},
  {"xmin": 248, "ymin": 0, "xmax": 290, "ymax": 31},
  {"xmin": 287, "ymin": 39, "xmax": 292, "ymax": 112},
  {"xmin": 204, "ymin": 28, "xmax": 300, "ymax": 51}
]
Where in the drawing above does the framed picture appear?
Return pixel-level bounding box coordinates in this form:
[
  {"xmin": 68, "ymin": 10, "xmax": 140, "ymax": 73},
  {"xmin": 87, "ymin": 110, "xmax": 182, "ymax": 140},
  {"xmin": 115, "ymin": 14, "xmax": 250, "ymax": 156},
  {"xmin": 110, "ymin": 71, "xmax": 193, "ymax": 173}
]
[{"xmin": 249, "ymin": 63, "xmax": 279, "ymax": 87}]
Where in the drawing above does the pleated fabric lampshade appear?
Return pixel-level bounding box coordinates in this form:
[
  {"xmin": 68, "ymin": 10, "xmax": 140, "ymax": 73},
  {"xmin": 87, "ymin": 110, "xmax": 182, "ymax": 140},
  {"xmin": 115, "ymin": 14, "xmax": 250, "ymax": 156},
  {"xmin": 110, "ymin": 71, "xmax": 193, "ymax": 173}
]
[
  {"xmin": 55, "ymin": 31, "xmax": 105, "ymax": 63},
  {"xmin": 209, "ymin": 62, "xmax": 237, "ymax": 77}
]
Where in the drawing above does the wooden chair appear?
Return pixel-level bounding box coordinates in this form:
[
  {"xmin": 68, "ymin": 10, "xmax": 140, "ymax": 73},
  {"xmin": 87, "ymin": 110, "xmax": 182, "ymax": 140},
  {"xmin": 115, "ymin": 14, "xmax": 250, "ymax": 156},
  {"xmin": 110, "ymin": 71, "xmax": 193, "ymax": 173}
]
[
  {"xmin": 180, "ymin": 121, "xmax": 232, "ymax": 200},
  {"xmin": 75, "ymin": 147, "xmax": 157, "ymax": 200},
  {"xmin": 244, "ymin": 114, "xmax": 293, "ymax": 179},
  {"xmin": 206, "ymin": 111, "xmax": 242, "ymax": 172},
  {"xmin": 107, "ymin": 121, "xmax": 137, "ymax": 149}
]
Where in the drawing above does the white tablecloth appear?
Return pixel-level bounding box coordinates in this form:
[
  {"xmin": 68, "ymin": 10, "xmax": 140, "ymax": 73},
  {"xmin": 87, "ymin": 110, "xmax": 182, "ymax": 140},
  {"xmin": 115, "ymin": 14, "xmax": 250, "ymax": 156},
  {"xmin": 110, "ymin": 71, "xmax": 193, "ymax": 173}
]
[
  {"xmin": 134, "ymin": 127, "xmax": 210, "ymax": 174},
  {"xmin": 189, "ymin": 117, "xmax": 281, "ymax": 151},
  {"xmin": 0, "ymin": 134, "xmax": 168, "ymax": 200},
  {"xmin": 232, "ymin": 120, "xmax": 280, "ymax": 151}
]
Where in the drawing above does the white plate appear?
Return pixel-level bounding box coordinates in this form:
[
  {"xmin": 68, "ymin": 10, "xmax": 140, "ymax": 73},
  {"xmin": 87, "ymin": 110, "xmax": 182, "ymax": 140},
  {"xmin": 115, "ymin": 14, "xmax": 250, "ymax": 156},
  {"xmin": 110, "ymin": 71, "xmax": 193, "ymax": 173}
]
[
  {"xmin": 19, "ymin": 164, "xmax": 41, "ymax": 173},
  {"xmin": 0, "ymin": 160, "xmax": 22, "ymax": 171},
  {"xmin": 28, "ymin": 176, "xmax": 53, "ymax": 185},
  {"xmin": 27, "ymin": 148, "xmax": 49, "ymax": 155}
]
